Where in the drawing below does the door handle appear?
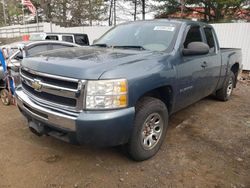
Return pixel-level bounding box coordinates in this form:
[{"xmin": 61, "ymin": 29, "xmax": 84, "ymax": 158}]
[{"xmin": 201, "ymin": 61, "xmax": 208, "ymax": 68}]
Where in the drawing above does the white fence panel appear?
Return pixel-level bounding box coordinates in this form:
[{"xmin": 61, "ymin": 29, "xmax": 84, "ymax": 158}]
[
  {"xmin": 0, "ymin": 23, "xmax": 43, "ymax": 38},
  {"xmin": 211, "ymin": 23, "xmax": 250, "ymax": 70}
]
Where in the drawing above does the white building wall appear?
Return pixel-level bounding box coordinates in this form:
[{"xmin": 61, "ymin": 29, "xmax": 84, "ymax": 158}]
[{"xmin": 211, "ymin": 23, "xmax": 250, "ymax": 70}]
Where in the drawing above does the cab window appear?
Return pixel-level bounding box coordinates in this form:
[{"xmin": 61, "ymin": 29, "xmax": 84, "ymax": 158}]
[
  {"xmin": 184, "ymin": 26, "xmax": 202, "ymax": 48},
  {"xmin": 75, "ymin": 35, "xmax": 89, "ymax": 46},
  {"xmin": 204, "ymin": 28, "xmax": 216, "ymax": 52},
  {"xmin": 62, "ymin": 36, "xmax": 73, "ymax": 43},
  {"xmin": 45, "ymin": 35, "xmax": 59, "ymax": 40}
]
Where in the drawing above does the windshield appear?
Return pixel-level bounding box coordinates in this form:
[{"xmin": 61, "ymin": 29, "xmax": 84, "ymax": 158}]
[{"xmin": 94, "ymin": 22, "xmax": 180, "ymax": 52}]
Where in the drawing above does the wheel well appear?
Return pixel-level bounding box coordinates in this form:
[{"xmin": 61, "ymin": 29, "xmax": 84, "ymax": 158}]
[
  {"xmin": 231, "ymin": 63, "xmax": 239, "ymax": 87},
  {"xmin": 137, "ymin": 86, "xmax": 173, "ymax": 113}
]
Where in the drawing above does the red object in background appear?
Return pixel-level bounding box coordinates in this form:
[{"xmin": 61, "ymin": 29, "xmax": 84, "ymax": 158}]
[
  {"xmin": 21, "ymin": 0, "xmax": 37, "ymax": 15},
  {"xmin": 22, "ymin": 35, "xmax": 30, "ymax": 41}
]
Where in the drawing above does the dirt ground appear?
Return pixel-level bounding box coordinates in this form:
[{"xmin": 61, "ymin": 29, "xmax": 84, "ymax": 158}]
[{"xmin": 0, "ymin": 81, "xmax": 249, "ymax": 188}]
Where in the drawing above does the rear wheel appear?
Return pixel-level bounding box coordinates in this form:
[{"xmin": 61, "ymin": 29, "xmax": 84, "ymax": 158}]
[
  {"xmin": 216, "ymin": 71, "xmax": 235, "ymax": 101},
  {"xmin": 0, "ymin": 89, "xmax": 11, "ymax": 106},
  {"xmin": 127, "ymin": 97, "xmax": 168, "ymax": 161}
]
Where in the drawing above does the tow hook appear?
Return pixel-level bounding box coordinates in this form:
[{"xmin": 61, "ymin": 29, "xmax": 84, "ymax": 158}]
[{"xmin": 28, "ymin": 121, "xmax": 45, "ymax": 137}]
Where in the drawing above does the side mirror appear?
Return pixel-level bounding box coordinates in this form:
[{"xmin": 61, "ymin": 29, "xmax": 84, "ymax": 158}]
[
  {"xmin": 182, "ymin": 42, "xmax": 209, "ymax": 56},
  {"xmin": 15, "ymin": 53, "xmax": 23, "ymax": 60},
  {"xmin": 93, "ymin": 39, "xmax": 98, "ymax": 44}
]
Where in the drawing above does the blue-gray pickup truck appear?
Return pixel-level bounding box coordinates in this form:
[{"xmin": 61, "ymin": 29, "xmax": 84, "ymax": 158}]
[{"xmin": 16, "ymin": 20, "xmax": 242, "ymax": 161}]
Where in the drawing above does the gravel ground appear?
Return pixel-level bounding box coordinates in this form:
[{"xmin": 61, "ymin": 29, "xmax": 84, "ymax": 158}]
[{"xmin": 0, "ymin": 82, "xmax": 249, "ymax": 188}]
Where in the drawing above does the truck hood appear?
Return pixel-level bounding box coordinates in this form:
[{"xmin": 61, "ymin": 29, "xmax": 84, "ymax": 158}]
[{"xmin": 21, "ymin": 46, "xmax": 156, "ymax": 80}]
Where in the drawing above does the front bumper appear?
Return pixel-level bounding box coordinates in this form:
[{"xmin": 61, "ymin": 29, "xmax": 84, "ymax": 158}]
[{"xmin": 16, "ymin": 86, "xmax": 135, "ymax": 146}]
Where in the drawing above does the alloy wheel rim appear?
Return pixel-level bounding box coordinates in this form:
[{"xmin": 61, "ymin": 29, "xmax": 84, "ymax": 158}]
[
  {"xmin": 141, "ymin": 113, "xmax": 163, "ymax": 150},
  {"xmin": 227, "ymin": 78, "xmax": 233, "ymax": 97}
]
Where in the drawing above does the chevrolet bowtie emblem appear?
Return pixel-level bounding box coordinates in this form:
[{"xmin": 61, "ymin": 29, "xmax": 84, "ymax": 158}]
[{"xmin": 31, "ymin": 79, "xmax": 42, "ymax": 91}]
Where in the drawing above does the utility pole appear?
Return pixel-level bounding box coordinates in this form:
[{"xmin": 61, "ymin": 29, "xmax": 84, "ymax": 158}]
[
  {"xmin": 36, "ymin": 10, "xmax": 39, "ymax": 31},
  {"xmin": 108, "ymin": 0, "xmax": 113, "ymax": 26},
  {"xmin": 2, "ymin": 0, "xmax": 7, "ymax": 25},
  {"xmin": 142, "ymin": 0, "xmax": 145, "ymax": 20},
  {"xmin": 113, "ymin": 0, "xmax": 116, "ymax": 26},
  {"xmin": 134, "ymin": 0, "xmax": 137, "ymax": 21},
  {"xmin": 89, "ymin": 0, "xmax": 93, "ymax": 26}
]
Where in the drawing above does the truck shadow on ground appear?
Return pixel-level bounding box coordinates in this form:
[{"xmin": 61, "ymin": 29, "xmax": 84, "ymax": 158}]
[{"xmin": 29, "ymin": 95, "xmax": 221, "ymax": 163}]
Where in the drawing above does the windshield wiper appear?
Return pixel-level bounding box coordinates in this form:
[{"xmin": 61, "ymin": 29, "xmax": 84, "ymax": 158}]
[
  {"xmin": 91, "ymin": 43, "xmax": 109, "ymax": 48},
  {"xmin": 92, "ymin": 44, "xmax": 146, "ymax": 50},
  {"xmin": 113, "ymin": 45, "xmax": 146, "ymax": 50}
]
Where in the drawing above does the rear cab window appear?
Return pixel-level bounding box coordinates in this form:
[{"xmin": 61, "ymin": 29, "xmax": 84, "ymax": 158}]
[{"xmin": 204, "ymin": 27, "xmax": 217, "ymax": 53}]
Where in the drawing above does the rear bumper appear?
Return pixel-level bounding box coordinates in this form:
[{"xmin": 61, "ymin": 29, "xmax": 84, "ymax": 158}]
[{"xmin": 16, "ymin": 86, "xmax": 135, "ymax": 146}]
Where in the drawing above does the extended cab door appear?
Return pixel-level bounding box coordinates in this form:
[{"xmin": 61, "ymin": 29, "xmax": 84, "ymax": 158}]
[
  {"xmin": 175, "ymin": 25, "xmax": 210, "ymax": 111},
  {"xmin": 200, "ymin": 27, "xmax": 221, "ymax": 95}
]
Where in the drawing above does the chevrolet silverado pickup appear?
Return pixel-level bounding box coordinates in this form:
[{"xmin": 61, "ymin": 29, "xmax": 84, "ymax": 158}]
[{"xmin": 15, "ymin": 20, "xmax": 242, "ymax": 161}]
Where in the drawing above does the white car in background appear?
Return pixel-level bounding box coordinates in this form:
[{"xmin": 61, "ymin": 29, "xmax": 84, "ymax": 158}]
[
  {"xmin": 29, "ymin": 32, "xmax": 90, "ymax": 46},
  {"xmin": 0, "ymin": 40, "xmax": 80, "ymax": 104},
  {"xmin": 1, "ymin": 40, "xmax": 80, "ymax": 69}
]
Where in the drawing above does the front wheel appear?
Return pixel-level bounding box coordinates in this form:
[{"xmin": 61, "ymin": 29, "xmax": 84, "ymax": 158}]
[
  {"xmin": 126, "ymin": 97, "xmax": 168, "ymax": 161},
  {"xmin": 216, "ymin": 71, "xmax": 235, "ymax": 101},
  {"xmin": 0, "ymin": 89, "xmax": 12, "ymax": 106}
]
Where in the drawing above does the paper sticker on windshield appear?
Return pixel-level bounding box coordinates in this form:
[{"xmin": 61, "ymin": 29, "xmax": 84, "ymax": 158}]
[{"xmin": 154, "ymin": 26, "xmax": 175, "ymax": 32}]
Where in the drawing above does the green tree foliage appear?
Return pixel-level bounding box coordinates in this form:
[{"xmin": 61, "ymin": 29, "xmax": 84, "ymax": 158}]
[
  {"xmin": 1, "ymin": 0, "xmax": 107, "ymax": 26},
  {"xmin": 0, "ymin": 0, "xmax": 23, "ymax": 26},
  {"xmin": 154, "ymin": 0, "xmax": 250, "ymax": 22},
  {"xmin": 70, "ymin": 0, "xmax": 107, "ymax": 26}
]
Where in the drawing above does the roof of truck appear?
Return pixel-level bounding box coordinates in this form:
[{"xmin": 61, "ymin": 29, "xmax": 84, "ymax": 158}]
[{"xmin": 119, "ymin": 19, "xmax": 211, "ymax": 27}]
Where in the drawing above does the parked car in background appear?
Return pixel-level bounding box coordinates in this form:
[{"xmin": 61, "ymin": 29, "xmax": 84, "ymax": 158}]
[
  {"xmin": 0, "ymin": 40, "xmax": 80, "ymax": 105},
  {"xmin": 16, "ymin": 20, "xmax": 242, "ymax": 161},
  {"xmin": 1, "ymin": 40, "xmax": 80, "ymax": 70},
  {"xmin": 29, "ymin": 33, "xmax": 90, "ymax": 46}
]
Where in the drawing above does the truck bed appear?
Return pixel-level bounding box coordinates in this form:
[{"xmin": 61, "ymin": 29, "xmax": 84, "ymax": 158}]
[{"xmin": 220, "ymin": 48, "xmax": 241, "ymax": 53}]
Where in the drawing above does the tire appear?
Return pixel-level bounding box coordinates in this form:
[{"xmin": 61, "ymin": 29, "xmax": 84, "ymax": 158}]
[
  {"xmin": 0, "ymin": 89, "xmax": 11, "ymax": 106},
  {"xmin": 127, "ymin": 97, "xmax": 168, "ymax": 161},
  {"xmin": 216, "ymin": 71, "xmax": 235, "ymax": 101}
]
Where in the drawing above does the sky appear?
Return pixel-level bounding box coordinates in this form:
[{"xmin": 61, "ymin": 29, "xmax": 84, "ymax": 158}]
[{"xmin": 108, "ymin": 0, "xmax": 159, "ymax": 25}]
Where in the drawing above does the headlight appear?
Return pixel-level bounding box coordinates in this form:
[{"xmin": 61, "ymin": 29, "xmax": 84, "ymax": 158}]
[{"xmin": 85, "ymin": 79, "xmax": 128, "ymax": 109}]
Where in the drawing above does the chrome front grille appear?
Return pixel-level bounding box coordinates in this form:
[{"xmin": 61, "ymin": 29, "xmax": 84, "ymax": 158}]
[{"xmin": 20, "ymin": 67, "xmax": 85, "ymax": 112}]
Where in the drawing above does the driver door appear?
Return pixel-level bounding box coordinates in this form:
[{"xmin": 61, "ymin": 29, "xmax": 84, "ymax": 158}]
[{"xmin": 175, "ymin": 25, "xmax": 209, "ymax": 111}]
